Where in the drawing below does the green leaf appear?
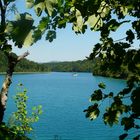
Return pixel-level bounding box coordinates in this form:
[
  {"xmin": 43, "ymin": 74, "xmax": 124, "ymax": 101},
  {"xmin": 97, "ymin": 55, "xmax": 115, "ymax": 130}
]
[
  {"xmin": 90, "ymin": 89, "xmax": 103, "ymax": 101},
  {"xmin": 32, "ymin": 106, "xmax": 37, "ymax": 111},
  {"xmin": 75, "ymin": 9, "xmax": 83, "ymax": 32},
  {"xmin": 34, "ymin": 0, "xmax": 58, "ymax": 16},
  {"xmin": 120, "ymin": 6, "xmax": 128, "ymax": 16},
  {"xmin": 86, "ymin": 15, "xmax": 103, "ymax": 31},
  {"xmin": 6, "ymin": 13, "xmax": 34, "ymax": 47},
  {"xmin": 24, "ymin": 30, "xmax": 34, "ymax": 46},
  {"xmin": 119, "ymin": 133, "xmax": 128, "ymax": 140},
  {"xmin": 34, "ymin": 1, "xmax": 45, "ymax": 16},
  {"xmin": 45, "ymin": 0, "xmax": 58, "ymax": 16},
  {"xmin": 46, "ymin": 30, "xmax": 56, "ymax": 42},
  {"xmin": 103, "ymin": 109, "xmax": 121, "ymax": 126},
  {"xmin": 33, "ymin": 29, "xmax": 42, "ymax": 42},
  {"xmin": 84, "ymin": 104, "xmax": 100, "ymax": 120},
  {"xmin": 2, "ymin": 44, "xmax": 12, "ymax": 53},
  {"xmin": 26, "ymin": 0, "xmax": 34, "ymax": 8},
  {"xmin": 126, "ymin": 29, "xmax": 135, "ymax": 43},
  {"xmin": 38, "ymin": 17, "xmax": 49, "ymax": 31},
  {"xmin": 89, "ymin": 109, "xmax": 100, "ymax": 120},
  {"xmin": 98, "ymin": 82, "xmax": 106, "ymax": 89},
  {"xmin": 131, "ymin": 87, "xmax": 140, "ymax": 115},
  {"xmin": 121, "ymin": 117, "xmax": 134, "ymax": 131},
  {"xmin": 38, "ymin": 105, "xmax": 42, "ymax": 109}
]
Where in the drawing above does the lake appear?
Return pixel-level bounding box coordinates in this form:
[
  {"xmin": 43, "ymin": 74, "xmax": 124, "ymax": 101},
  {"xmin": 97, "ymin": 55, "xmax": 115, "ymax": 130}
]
[{"xmin": 0, "ymin": 72, "xmax": 129, "ymax": 140}]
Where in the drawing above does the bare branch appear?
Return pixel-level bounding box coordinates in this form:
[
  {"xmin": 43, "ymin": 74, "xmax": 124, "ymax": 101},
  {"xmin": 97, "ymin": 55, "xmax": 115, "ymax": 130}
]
[
  {"xmin": 17, "ymin": 51, "xmax": 30, "ymax": 61},
  {"xmin": 114, "ymin": 33, "xmax": 137, "ymax": 43},
  {"xmin": 114, "ymin": 37, "xmax": 127, "ymax": 43}
]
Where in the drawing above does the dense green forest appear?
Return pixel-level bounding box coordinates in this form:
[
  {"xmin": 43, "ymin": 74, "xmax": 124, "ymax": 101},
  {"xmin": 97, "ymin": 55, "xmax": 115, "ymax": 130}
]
[
  {"xmin": 0, "ymin": 51, "xmax": 49, "ymax": 72},
  {"xmin": 0, "ymin": 51, "xmax": 94, "ymax": 73},
  {"xmin": 1, "ymin": 51, "xmax": 136, "ymax": 79}
]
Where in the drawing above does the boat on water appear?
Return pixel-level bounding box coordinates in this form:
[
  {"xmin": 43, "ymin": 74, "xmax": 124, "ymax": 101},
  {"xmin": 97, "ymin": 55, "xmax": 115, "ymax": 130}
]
[{"xmin": 72, "ymin": 73, "xmax": 78, "ymax": 77}]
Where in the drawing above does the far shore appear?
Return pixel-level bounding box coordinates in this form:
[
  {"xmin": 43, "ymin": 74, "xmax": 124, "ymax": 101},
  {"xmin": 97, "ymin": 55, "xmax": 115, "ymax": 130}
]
[
  {"xmin": 0, "ymin": 72, "xmax": 51, "ymax": 75},
  {"xmin": 0, "ymin": 71, "xmax": 92, "ymax": 75}
]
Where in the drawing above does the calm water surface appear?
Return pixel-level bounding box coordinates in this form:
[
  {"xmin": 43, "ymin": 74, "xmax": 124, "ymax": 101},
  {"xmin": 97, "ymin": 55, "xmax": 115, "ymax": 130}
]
[{"xmin": 0, "ymin": 72, "xmax": 128, "ymax": 140}]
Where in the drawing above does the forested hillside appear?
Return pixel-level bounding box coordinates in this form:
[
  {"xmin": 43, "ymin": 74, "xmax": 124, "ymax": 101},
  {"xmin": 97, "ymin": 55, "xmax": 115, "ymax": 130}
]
[
  {"xmin": 0, "ymin": 51, "xmax": 134, "ymax": 78},
  {"xmin": 0, "ymin": 51, "xmax": 94, "ymax": 73},
  {"xmin": 0, "ymin": 51, "xmax": 49, "ymax": 72},
  {"xmin": 43, "ymin": 60, "xmax": 94, "ymax": 72}
]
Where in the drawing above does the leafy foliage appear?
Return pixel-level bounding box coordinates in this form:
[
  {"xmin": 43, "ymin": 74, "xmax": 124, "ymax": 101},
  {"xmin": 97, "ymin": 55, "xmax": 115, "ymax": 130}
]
[
  {"xmin": 0, "ymin": 123, "xmax": 31, "ymax": 140},
  {"xmin": 35, "ymin": 1, "xmax": 138, "ymax": 139},
  {"xmin": 7, "ymin": 84, "xmax": 42, "ymax": 136}
]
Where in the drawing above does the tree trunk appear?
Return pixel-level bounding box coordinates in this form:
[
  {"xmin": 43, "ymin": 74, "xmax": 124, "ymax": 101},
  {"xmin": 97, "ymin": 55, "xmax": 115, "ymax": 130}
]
[{"xmin": 0, "ymin": 51, "xmax": 29, "ymax": 123}]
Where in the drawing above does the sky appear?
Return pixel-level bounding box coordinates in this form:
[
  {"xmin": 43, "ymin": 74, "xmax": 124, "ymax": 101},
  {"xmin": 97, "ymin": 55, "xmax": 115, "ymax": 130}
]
[
  {"xmin": 12, "ymin": 26, "xmax": 100, "ymax": 63},
  {"xmin": 11, "ymin": 0, "xmax": 139, "ymax": 63}
]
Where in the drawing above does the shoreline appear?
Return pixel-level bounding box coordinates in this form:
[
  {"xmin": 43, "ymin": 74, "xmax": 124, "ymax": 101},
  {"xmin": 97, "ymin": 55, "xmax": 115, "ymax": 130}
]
[{"xmin": 0, "ymin": 72, "xmax": 51, "ymax": 75}]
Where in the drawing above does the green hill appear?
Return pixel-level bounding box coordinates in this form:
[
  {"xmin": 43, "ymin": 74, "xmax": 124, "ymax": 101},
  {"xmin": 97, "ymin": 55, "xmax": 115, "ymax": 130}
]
[
  {"xmin": 0, "ymin": 51, "xmax": 49, "ymax": 72},
  {"xmin": 0, "ymin": 51, "xmax": 94, "ymax": 73}
]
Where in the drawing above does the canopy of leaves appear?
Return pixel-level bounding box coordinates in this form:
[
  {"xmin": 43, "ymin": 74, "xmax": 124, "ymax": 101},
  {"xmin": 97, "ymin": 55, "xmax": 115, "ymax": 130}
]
[{"xmin": 27, "ymin": 0, "xmax": 139, "ymax": 139}]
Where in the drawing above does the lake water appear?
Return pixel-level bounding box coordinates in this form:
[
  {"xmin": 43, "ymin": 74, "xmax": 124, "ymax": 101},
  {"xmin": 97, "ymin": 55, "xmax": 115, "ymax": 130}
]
[{"xmin": 0, "ymin": 72, "xmax": 130, "ymax": 140}]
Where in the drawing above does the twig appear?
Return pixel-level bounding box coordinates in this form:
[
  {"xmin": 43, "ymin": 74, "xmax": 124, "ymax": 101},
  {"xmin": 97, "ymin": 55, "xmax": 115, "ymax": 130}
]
[
  {"xmin": 114, "ymin": 33, "xmax": 137, "ymax": 43},
  {"xmin": 92, "ymin": 3, "xmax": 108, "ymax": 30}
]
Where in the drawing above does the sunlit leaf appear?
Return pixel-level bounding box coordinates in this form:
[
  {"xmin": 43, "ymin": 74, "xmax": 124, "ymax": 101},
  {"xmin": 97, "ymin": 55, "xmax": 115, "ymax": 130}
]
[
  {"xmin": 26, "ymin": 0, "xmax": 34, "ymax": 8},
  {"xmin": 6, "ymin": 13, "xmax": 34, "ymax": 47},
  {"xmin": 103, "ymin": 109, "xmax": 121, "ymax": 126},
  {"xmin": 45, "ymin": 0, "xmax": 58, "ymax": 16},
  {"xmin": 84, "ymin": 104, "xmax": 100, "ymax": 120},
  {"xmin": 86, "ymin": 15, "xmax": 103, "ymax": 31},
  {"xmin": 34, "ymin": 1, "xmax": 45, "ymax": 16}
]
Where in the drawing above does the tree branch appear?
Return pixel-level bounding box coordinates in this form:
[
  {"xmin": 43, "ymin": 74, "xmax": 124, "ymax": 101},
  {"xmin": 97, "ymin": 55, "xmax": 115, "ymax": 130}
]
[
  {"xmin": 17, "ymin": 51, "xmax": 30, "ymax": 61},
  {"xmin": 114, "ymin": 33, "xmax": 137, "ymax": 43},
  {"xmin": 0, "ymin": 0, "xmax": 3, "ymax": 10},
  {"xmin": 0, "ymin": 0, "xmax": 6, "ymax": 34},
  {"xmin": 93, "ymin": 3, "xmax": 107, "ymax": 30}
]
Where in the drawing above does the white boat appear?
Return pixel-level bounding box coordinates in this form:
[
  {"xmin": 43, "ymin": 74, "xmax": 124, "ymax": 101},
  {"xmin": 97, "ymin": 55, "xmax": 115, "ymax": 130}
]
[{"xmin": 73, "ymin": 73, "xmax": 78, "ymax": 76}]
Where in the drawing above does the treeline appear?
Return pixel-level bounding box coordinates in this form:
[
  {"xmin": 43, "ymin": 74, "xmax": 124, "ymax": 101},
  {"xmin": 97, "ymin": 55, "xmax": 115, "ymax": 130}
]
[
  {"xmin": 1, "ymin": 51, "xmax": 137, "ymax": 79},
  {"xmin": 43, "ymin": 60, "xmax": 94, "ymax": 72},
  {"xmin": 0, "ymin": 51, "xmax": 94, "ymax": 73}
]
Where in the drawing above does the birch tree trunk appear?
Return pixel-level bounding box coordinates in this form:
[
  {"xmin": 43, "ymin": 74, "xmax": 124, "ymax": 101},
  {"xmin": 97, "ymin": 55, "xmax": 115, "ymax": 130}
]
[{"xmin": 0, "ymin": 52, "xmax": 29, "ymax": 123}]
